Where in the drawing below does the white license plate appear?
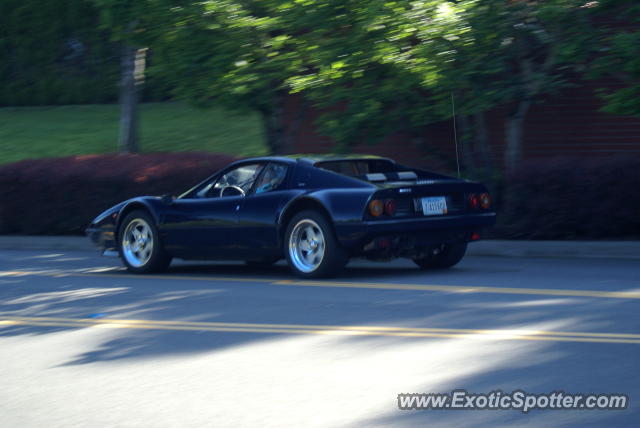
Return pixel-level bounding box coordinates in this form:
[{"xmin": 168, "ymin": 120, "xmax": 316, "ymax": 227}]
[{"xmin": 421, "ymin": 196, "xmax": 447, "ymax": 216}]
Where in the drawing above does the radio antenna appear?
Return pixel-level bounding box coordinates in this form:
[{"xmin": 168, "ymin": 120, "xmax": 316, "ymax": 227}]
[{"xmin": 451, "ymin": 92, "xmax": 461, "ymax": 178}]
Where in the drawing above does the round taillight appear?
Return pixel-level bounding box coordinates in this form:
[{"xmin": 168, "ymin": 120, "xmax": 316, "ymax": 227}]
[
  {"xmin": 468, "ymin": 194, "xmax": 480, "ymax": 210},
  {"xmin": 369, "ymin": 199, "xmax": 384, "ymax": 217},
  {"xmin": 480, "ymin": 193, "xmax": 491, "ymax": 209},
  {"xmin": 384, "ymin": 199, "xmax": 397, "ymax": 216}
]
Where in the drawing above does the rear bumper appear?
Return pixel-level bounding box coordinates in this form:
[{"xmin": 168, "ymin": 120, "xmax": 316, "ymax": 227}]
[{"xmin": 335, "ymin": 212, "xmax": 496, "ymax": 251}]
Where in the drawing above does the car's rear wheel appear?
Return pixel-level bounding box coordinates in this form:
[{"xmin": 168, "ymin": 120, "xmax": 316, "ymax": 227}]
[
  {"xmin": 413, "ymin": 243, "xmax": 467, "ymax": 270},
  {"xmin": 118, "ymin": 210, "xmax": 172, "ymax": 273},
  {"xmin": 285, "ymin": 210, "xmax": 347, "ymax": 278}
]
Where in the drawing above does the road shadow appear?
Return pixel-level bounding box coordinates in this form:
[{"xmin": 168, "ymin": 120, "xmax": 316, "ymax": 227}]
[
  {"xmin": 1, "ymin": 271, "xmax": 638, "ymax": 425},
  {"xmin": 1, "ymin": 251, "xmax": 638, "ymax": 426},
  {"xmin": 166, "ymin": 259, "xmax": 419, "ymax": 278}
]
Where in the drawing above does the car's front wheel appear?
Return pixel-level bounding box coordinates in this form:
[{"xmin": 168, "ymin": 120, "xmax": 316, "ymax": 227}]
[
  {"xmin": 118, "ymin": 210, "xmax": 172, "ymax": 273},
  {"xmin": 413, "ymin": 243, "xmax": 467, "ymax": 270},
  {"xmin": 285, "ymin": 210, "xmax": 347, "ymax": 278}
]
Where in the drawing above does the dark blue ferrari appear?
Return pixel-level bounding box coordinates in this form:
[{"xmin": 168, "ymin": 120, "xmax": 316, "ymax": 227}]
[{"xmin": 86, "ymin": 155, "xmax": 496, "ymax": 278}]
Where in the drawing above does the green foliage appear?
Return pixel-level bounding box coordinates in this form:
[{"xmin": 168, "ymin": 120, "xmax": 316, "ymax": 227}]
[
  {"xmin": 282, "ymin": 0, "xmax": 594, "ymax": 149},
  {"xmin": 0, "ymin": 0, "xmax": 173, "ymax": 106},
  {"xmin": 0, "ymin": 103, "xmax": 267, "ymax": 165},
  {"xmin": 3, "ymin": 0, "xmax": 637, "ymax": 153},
  {"xmin": 284, "ymin": 0, "xmax": 453, "ymax": 146},
  {"xmin": 589, "ymin": 0, "xmax": 640, "ymax": 117},
  {"xmin": 146, "ymin": 1, "xmax": 298, "ymax": 112},
  {"xmin": 0, "ymin": 0, "xmax": 118, "ymax": 105}
]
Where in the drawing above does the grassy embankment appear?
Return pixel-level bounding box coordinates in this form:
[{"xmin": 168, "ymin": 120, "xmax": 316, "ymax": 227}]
[{"xmin": 0, "ymin": 102, "xmax": 268, "ymax": 164}]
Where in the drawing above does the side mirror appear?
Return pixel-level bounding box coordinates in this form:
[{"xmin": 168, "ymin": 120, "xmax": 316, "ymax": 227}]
[{"xmin": 160, "ymin": 194, "xmax": 174, "ymax": 204}]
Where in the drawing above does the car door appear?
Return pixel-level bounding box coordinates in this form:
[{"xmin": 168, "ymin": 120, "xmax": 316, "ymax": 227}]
[
  {"xmin": 235, "ymin": 162, "xmax": 291, "ymax": 259},
  {"xmin": 161, "ymin": 162, "xmax": 265, "ymax": 259}
]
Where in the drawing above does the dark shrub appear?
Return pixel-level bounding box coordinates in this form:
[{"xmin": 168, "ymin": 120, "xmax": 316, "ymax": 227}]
[
  {"xmin": 1, "ymin": 154, "xmax": 638, "ymax": 239},
  {"xmin": 494, "ymin": 156, "xmax": 640, "ymax": 239},
  {"xmin": 0, "ymin": 153, "xmax": 236, "ymax": 235}
]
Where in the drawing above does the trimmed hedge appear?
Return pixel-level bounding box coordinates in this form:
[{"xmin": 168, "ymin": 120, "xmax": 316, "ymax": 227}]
[
  {"xmin": 495, "ymin": 157, "xmax": 640, "ymax": 239},
  {"xmin": 0, "ymin": 153, "xmax": 236, "ymax": 235},
  {"xmin": 1, "ymin": 154, "xmax": 638, "ymax": 239}
]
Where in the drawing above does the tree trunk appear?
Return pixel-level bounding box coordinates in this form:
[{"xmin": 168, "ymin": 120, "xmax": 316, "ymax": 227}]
[
  {"xmin": 504, "ymin": 99, "xmax": 531, "ymax": 175},
  {"xmin": 118, "ymin": 43, "xmax": 140, "ymax": 154},
  {"xmin": 260, "ymin": 93, "xmax": 288, "ymax": 155}
]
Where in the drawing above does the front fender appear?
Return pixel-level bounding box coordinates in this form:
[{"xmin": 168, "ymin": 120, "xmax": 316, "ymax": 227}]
[
  {"xmin": 115, "ymin": 197, "xmax": 167, "ymax": 236},
  {"xmin": 86, "ymin": 197, "xmax": 167, "ymax": 251}
]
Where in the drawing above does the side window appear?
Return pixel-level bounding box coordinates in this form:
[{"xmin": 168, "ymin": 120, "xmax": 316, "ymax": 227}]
[
  {"xmin": 197, "ymin": 163, "xmax": 264, "ymax": 198},
  {"xmin": 254, "ymin": 163, "xmax": 288, "ymax": 194},
  {"xmin": 318, "ymin": 161, "xmax": 358, "ymax": 176}
]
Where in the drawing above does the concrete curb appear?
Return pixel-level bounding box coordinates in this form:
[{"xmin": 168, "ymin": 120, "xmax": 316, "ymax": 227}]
[
  {"xmin": 0, "ymin": 236, "xmax": 93, "ymax": 252},
  {"xmin": 0, "ymin": 236, "xmax": 639, "ymax": 260},
  {"xmin": 467, "ymin": 240, "xmax": 640, "ymax": 260}
]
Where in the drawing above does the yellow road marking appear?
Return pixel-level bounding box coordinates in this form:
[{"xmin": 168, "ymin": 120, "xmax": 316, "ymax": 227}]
[
  {"xmin": 9, "ymin": 316, "xmax": 640, "ymax": 339},
  {"xmin": 2, "ymin": 269, "xmax": 639, "ymax": 300},
  {"xmin": 274, "ymin": 280, "xmax": 640, "ymax": 300},
  {"xmin": 2, "ymin": 316, "xmax": 639, "ymax": 344}
]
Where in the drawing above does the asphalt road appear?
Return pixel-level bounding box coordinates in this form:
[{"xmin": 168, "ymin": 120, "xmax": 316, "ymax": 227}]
[{"xmin": 1, "ymin": 249, "xmax": 638, "ymax": 427}]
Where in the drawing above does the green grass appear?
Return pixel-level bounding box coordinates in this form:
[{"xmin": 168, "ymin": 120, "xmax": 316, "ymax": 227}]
[{"xmin": 0, "ymin": 102, "xmax": 268, "ymax": 165}]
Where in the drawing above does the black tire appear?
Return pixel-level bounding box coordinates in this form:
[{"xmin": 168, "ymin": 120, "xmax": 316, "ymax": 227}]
[
  {"xmin": 284, "ymin": 210, "xmax": 348, "ymax": 278},
  {"xmin": 118, "ymin": 210, "xmax": 172, "ymax": 273},
  {"xmin": 413, "ymin": 243, "xmax": 467, "ymax": 270}
]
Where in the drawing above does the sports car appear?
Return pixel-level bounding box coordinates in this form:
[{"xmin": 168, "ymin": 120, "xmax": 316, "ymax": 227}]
[{"xmin": 86, "ymin": 155, "xmax": 496, "ymax": 278}]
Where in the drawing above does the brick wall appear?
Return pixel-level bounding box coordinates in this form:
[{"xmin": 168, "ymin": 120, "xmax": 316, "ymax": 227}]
[{"xmin": 284, "ymin": 79, "xmax": 640, "ymax": 172}]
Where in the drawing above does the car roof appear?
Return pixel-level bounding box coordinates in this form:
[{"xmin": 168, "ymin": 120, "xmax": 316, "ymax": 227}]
[{"xmin": 238, "ymin": 154, "xmax": 394, "ymax": 166}]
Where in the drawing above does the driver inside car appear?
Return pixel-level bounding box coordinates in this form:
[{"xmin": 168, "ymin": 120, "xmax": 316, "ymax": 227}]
[{"xmin": 255, "ymin": 164, "xmax": 286, "ymax": 194}]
